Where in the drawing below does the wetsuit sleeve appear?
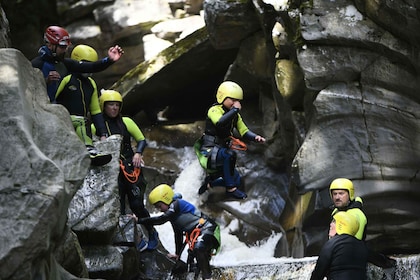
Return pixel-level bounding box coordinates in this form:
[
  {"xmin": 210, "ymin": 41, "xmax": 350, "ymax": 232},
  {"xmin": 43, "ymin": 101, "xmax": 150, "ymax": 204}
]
[
  {"xmin": 243, "ymin": 130, "xmax": 257, "ymax": 141},
  {"xmin": 138, "ymin": 207, "xmax": 176, "ymax": 226},
  {"xmin": 208, "ymin": 105, "xmax": 250, "ymax": 136},
  {"xmin": 207, "ymin": 104, "xmax": 242, "ymax": 128},
  {"xmin": 91, "ymin": 124, "xmax": 97, "ymax": 136},
  {"xmin": 123, "ymin": 117, "xmax": 147, "ymax": 154},
  {"xmin": 91, "ymin": 114, "xmax": 107, "ymax": 137},
  {"xmin": 89, "ymin": 78, "xmax": 107, "ymax": 136},
  {"xmin": 207, "ymin": 105, "xmax": 224, "ymax": 125},
  {"xmin": 31, "ymin": 56, "xmax": 44, "ymax": 72},
  {"xmin": 55, "ymin": 75, "xmax": 71, "ymax": 100},
  {"xmin": 213, "ymin": 107, "xmax": 239, "ymax": 127},
  {"xmin": 310, "ymin": 239, "xmax": 335, "ymax": 280},
  {"xmin": 174, "ymin": 230, "xmax": 184, "ymax": 255},
  {"xmin": 235, "ymin": 113, "xmax": 250, "ymax": 136},
  {"xmin": 123, "ymin": 117, "xmax": 145, "ymax": 141},
  {"xmin": 63, "ymin": 57, "xmax": 114, "ymax": 74},
  {"xmin": 89, "ymin": 78, "xmax": 101, "ymax": 115}
]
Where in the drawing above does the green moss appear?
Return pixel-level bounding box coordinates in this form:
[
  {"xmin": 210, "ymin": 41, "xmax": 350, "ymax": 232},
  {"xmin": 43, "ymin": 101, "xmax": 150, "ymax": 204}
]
[{"xmin": 112, "ymin": 27, "xmax": 210, "ymax": 91}]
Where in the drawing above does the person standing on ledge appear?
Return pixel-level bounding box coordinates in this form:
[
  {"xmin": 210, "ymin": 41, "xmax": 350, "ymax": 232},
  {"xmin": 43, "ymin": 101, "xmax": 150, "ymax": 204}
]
[
  {"xmin": 55, "ymin": 44, "xmax": 111, "ymax": 166},
  {"xmin": 94, "ymin": 89, "xmax": 158, "ymax": 250},
  {"xmin": 31, "ymin": 25, "xmax": 124, "ymax": 102}
]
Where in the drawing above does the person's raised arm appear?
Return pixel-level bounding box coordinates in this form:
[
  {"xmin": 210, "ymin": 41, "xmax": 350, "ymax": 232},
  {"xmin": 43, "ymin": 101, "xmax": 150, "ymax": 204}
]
[{"xmin": 108, "ymin": 45, "xmax": 124, "ymax": 62}]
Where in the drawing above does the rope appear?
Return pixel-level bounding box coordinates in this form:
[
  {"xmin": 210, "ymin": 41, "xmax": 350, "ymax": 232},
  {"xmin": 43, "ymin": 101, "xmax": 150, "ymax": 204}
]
[
  {"xmin": 119, "ymin": 159, "xmax": 141, "ymax": 183},
  {"xmin": 229, "ymin": 136, "xmax": 247, "ymax": 151}
]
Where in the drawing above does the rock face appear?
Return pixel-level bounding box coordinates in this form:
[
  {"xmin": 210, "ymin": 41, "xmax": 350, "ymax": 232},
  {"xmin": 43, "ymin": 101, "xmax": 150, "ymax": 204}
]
[
  {"xmin": 0, "ymin": 48, "xmax": 89, "ymax": 279},
  {"xmin": 290, "ymin": 0, "xmax": 420, "ymax": 255}
]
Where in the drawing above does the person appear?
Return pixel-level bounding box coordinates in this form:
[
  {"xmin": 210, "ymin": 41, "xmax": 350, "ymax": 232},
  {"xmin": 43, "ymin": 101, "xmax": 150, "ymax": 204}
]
[
  {"xmin": 31, "ymin": 25, "xmax": 124, "ymax": 102},
  {"xmin": 310, "ymin": 211, "xmax": 369, "ymax": 280},
  {"xmin": 133, "ymin": 184, "xmax": 221, "ymax": 280},
  {"xmin": 55, "ymin": 44, "xmax": 111, "ymax": 166},
  {"xmin": 194, "ymin": 81, "xmax": 266, "ymax": 200},
  {"xmin": 329, "ymin": 178, "xmax": 396, "ymax": 268},
  {"xmin": 93, "ymin": 89, "xmax": 158, "ymax": 250},
  {"xmin": 329, "ymin": 178, "xmax": 367, "ymax": 240}
]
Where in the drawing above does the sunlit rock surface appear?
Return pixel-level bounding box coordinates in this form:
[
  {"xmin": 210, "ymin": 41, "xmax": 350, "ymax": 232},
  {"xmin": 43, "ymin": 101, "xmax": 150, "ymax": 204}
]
[
  {"xmin": 290, "ymin": 0, "xmax": 420, "ymax": 256},
  {"xmin": 0, "ymin": 49, "xmax": 89, "ymax": 279}
]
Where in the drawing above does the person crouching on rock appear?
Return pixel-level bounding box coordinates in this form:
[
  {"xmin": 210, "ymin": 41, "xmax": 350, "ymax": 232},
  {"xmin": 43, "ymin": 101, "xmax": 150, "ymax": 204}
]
[{"xmin": 132, "ymin": 184, "xmax": 221, "ymax": 280}]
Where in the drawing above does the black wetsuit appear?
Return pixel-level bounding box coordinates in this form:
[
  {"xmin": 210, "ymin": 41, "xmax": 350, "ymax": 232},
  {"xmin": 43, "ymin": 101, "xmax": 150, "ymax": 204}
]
[
  {"xmin": 139, "ymin": 199, "xmax": 220, "ymax": 279},
  {"xmin": 200, "ymin": 103, "xmax": 257, "ymax": 187},
  {"xmin": 56, "ymin": 73, "xmax": 107, "ymax": 139},
  {"xmin": 311, "ymin": 234, "xmax": 368, "ymax": 280},
  {"xmin": 101, "ymin": 115, "xmax": 148, "ymax": 221},
  {"xmin": 331, "ymin": 200, "xmax": 396, "ymax": 268},
  {"xmin": 31, "ymin": 45, "xmax": 114, "ymax": 102}
]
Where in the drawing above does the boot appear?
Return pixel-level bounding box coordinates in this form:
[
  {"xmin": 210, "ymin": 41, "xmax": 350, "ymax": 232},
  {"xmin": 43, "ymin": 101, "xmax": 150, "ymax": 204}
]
[
  {"xmin": 147, "ymin": 229, "xmax": 159, "ymax": 250},
  {"xmin": 198, "ymin": 175, "xmax": 212, "ymax": 195},
  {"xmin": 137, "ymin": 238, "xmax": 148, "ymax": 252},
  {"xmin": 225, "ymin": 188, "xmax": 247, "ymax": 200},
  {"xmin": 86, "ymin": 145, "xmax": 112, "ymax": 166}
]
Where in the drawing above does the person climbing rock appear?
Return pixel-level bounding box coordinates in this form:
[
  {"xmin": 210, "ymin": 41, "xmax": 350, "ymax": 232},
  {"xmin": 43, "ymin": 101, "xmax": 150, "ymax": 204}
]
[
  {"xmin": 194, "ymin": 81, "xmax": 265, "ymax": 200},
  {"xmin": 133, "ymin": 184, "xmax": 221, "ymax": 280},
  {"xmin": 31, "ymin": 25, "xmax": 124, "ymax": 102},
  {"xmin": 93, "ymin": 89, "xmax": 158, "ymax": 250},
  {"xmin": 55, "ymin": 44, "xmax": 111, "ymax": 166}
]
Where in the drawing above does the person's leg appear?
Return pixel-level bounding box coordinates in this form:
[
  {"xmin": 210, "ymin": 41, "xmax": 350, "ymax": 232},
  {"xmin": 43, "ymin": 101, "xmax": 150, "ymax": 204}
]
[
  {"xmin": 71, "ymin": 115, "xmax": 111, "ymax": 166},
  {"xmin": 215, "ymin": 148, "xmax": 246, "ymax": 199},
  {"xmin": 117, "ymin": 172, "xmax": 128, "ymax": 215},
  {"xmin": 194, "ymin": 234, "xmax": 219, "ymax": 280},
  {"xmin": 127, "ymin": 172, "xmax": 159, "ymax": 250},
  {"xmin": 218, "ymin": 148, "xmax": 236, "ymax": 186},
  {"xmin": 71, "ymin": 115, "xmax": 93, "ymax": 146}
]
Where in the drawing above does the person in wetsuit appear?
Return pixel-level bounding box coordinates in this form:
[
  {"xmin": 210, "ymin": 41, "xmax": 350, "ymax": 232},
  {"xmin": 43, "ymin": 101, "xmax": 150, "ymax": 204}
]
[
  {"xmin": 329, "ymin": 178, "xmax": 396, "ymax": 269},
  {"xmin": 134, "ymin": 184, "xmax": 220, "ymax": 280},
  {"xmin": 55, "ymin": 44, "xmax": 111, "ymax": 166},
  {"xmin": 195, "ymin": 81, "xmax": 266, "ymax": 200},
  {"xmin": 31, "ymin": 25, "xmax": 123, "ymax": 103},
  {"xmin": 94, "ymin": 89, "xmax": 158, "ymax": 250},
  {"xmin": 311, "ymin": 211, "xmax": 368, "ymax": 280}
]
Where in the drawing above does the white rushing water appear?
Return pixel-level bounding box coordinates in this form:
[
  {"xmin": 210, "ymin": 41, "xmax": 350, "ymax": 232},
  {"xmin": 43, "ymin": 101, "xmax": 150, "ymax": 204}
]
[
  {"xmin": 146, "ymin": 146, "xmax": 420, "ymax": 280},
  {"xmin": 149, "ymin": 146, "xmax": 296, "ymax": 266}
]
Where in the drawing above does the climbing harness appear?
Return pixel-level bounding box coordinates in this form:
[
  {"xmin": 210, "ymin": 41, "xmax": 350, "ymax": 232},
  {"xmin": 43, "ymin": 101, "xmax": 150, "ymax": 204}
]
[
  {"xmin": 119, "ymin": 159, "xmax": 141, "ymax": 183},
  {"xmin": 229, "ymin": 136, "xmax": 247, "ymax": 151},
  {"xmin": 185, "ymin": 218, "xmax": 206, "ymax": 251}
]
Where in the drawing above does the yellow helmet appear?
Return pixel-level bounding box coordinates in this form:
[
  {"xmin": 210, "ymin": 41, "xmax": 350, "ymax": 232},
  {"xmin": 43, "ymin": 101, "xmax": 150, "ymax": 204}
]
[
  {"xmin": 216, "ymin": 81, "xmax": 243, "ymax": 104},
  {"xmin": 333, "ymin": 211, "xmax": 359, "ymax": 236},
  {"xmin": 71, "ymin": 44, "xmax": 98, "ymax": 62},
  {"xmin": 99, "ymin": 89, "xmax": 123, "ymax": 111},
  {"xmin": 149, "ymin": 184, "xmax": 174, "ymax": 205},
  {"xmin": 330, "ymin": 178, "xmax": 354, "ymax": 200}
]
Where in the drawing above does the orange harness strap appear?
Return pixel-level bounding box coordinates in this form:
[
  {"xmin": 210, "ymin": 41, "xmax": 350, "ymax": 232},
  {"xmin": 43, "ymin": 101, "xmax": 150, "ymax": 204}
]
[
  {"xmin": 119, "ymin": 160, "xmax": 141, "ymax": 184},
  {"xmin": 185, "ymin": 228, "xmax": 201, "ymax": 250},
  {"xmin": 185, "ymin": 218, "xmax": 206, "ymax": 250},
  {"xmin": 229, "ymin": 136, "xmax": 247, "ymax": 151}
]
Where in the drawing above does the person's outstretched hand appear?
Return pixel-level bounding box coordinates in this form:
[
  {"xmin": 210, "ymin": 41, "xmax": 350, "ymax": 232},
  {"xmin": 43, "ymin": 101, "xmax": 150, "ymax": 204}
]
[
  {"xmin": 108, "ymin": 45, "xmax": 124, "ymax": 62},
  {"xmin": 255, "ymin": 135, "xmax": 266, "ymax": 143}
]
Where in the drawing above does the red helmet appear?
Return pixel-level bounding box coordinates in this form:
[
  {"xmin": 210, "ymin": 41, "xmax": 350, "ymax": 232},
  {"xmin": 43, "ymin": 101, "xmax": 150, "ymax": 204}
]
[{"xmin": 44, "ymin": 26, "xmax": 71, "ymax": 46}]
